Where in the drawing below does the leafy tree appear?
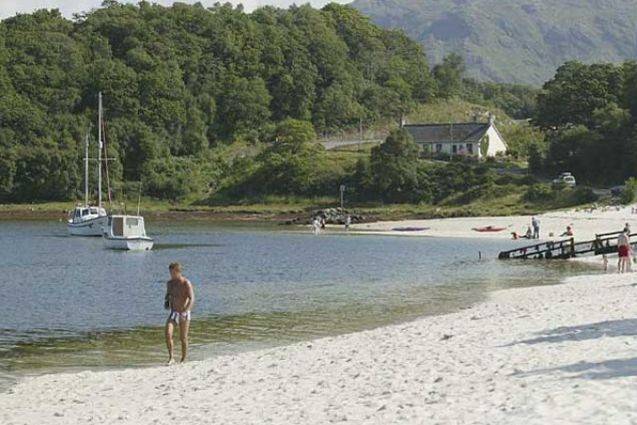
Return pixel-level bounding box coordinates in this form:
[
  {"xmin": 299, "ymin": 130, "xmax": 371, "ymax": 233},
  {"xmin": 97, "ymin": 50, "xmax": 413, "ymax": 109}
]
[
  {"xmin": 216, "ymin": 76, "xmax": 272, "ymax": 140},
  {"xmin": 621, "ymin": 177, "xmax": 637, "ymax": 204},
  {"xmin": 370, "ymin": 128, "xmax": 421, "ymax": 203},
  {"xmin": 535, "ymin": 61, "xmax": 624, "ymax": 129},
  {"xmin": 433, "ymin": 53, "xmax": 465, "ymax": 99},
  {"xmin": 0, "ymin": 2, "xmax": 437, "ymax": 201},
  {"xmin": 501, "ymin": 123, "xmax": 545, "ymax": 158}
]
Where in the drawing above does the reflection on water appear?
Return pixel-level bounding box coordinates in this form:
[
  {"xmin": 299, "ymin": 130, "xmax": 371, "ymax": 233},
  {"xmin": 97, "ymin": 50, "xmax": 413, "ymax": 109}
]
[
  {"xmin": 152, "ymin": 243, "xmax": 223, "ymax": 251},
  {"xmin": 0, "ymin": 220, "xmax": 600, "ymax": 388}
]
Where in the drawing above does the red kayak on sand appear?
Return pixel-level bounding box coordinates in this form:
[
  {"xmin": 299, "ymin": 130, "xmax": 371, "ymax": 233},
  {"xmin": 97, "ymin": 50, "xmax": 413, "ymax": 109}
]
[{"xmin": 472, "ymin": 226, "xmax": 507, "ymax": 233}]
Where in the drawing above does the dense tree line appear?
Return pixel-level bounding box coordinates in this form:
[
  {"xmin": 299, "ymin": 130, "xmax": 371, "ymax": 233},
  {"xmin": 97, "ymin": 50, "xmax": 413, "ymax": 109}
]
[
  {"xmin": 0, "ymin": 2, "xmax": 435, "ymax": 202},
  {"xmin": 432, "ymin": 53, "xmax": 539, "ymax": 119},
  {"xmin": 533, "ymin": 61, "xmax": 637, "ymax": 185}
]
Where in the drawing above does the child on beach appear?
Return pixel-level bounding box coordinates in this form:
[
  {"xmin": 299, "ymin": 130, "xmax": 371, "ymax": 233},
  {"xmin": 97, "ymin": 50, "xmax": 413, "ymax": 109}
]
[
  {"xmin": 524, "ymin": 226, "xmax": 533, "ymax": 239},
  {"xmin": 560, "ymin": 225, "xmax": 574, "ymax": 237},
  {"xmin": 511, "ymin": 227, "xmax": 533, "ymax": 240}
]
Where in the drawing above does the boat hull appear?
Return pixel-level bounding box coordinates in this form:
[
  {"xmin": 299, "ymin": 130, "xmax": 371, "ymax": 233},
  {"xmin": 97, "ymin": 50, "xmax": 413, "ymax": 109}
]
[
  {"xmin": 104, "ymin": 236, "xmax": 154, "ymax": 251},
  {"xmin": 67, "ymin": 216, "xmax": 108, "ymax": 236}
]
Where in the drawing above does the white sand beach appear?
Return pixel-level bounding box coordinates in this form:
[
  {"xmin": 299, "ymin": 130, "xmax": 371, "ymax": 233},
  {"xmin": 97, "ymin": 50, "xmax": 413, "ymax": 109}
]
[
  {"xmin": 3, "ymin": 270, "xmax": 637, "ymax": 424},
  {"xmin": 351, "ymin": 205, "xmax": 636, "ymax": 241}
]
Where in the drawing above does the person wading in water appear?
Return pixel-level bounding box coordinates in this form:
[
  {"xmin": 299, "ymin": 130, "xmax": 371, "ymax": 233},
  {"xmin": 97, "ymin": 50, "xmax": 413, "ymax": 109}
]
[{"xmin": 164, "ymin": 262, "xmax": 195, "ymax": 364}]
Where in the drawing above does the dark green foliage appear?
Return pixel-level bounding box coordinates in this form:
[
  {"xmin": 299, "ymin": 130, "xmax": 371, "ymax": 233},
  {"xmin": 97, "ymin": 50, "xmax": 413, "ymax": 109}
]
[
  {"xmin": 427, "ymin": 162, "xmax": 496, "ymax": 204},
  {"xmin": 143, "ymin": 154, "xmax": 222, "ymax": 201},
  {"xmin": 535, "ymin": 62, "xmax": 624, "ymax": 129},
  {"xmin": 536, "ymin": 61, "xmax": 637, "ymax": 186},
  {"xmin": 621, "ymin": 178, "xmax": 637, "ymax": 204},
  {"xmin": 0, "ymin": 2, "xmax": 434, "ymax": 202},
  {"xmin": 500, "ymin": 124, "xmax": 545, "ymax": 158},
  {"xmin": 433, "ymin": 53, "xmax": 464, "ymax": 99},
  {"xmin": 524, "ymin": 184, "xmax": 553, "ymax": 202},
  {"xmin": 461, "ymin": 79, "xmax": 538, "ymax": 119},
  {"xmin": 524, "ymin": 184, "xmax": 597, "ymax": 206},
  {"xmin": 528, "ymin": 143, "xmax": 544, "ymax": 174},
  {"xmin": 370, "ymin": 129, "xmax": 421, "ymax": 203},
  {"xmin": 431, "ymin": 54, "xmax": 539, "ymax": 119},
  {"xmin": 218, "ymin": 119, "xmax": 342, "ymax": 199}
]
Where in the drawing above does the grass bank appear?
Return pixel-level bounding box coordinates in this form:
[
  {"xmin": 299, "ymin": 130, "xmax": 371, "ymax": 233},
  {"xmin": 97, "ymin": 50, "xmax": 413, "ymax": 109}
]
[{"xmin": 0, "ymin": 188, "xmax": 597, "ymax": 223}]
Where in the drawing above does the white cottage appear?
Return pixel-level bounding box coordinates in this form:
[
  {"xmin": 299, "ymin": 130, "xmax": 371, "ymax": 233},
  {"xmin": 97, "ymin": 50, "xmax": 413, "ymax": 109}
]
[{"xmin": 404, "ymin": 116, "xmax": 508, "ymax": 158}]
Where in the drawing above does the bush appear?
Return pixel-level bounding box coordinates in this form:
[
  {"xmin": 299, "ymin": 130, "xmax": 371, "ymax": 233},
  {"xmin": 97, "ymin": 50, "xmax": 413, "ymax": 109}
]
[
  {"xmin": 524, "ymin": 184, "xmax": 553, "ymax": 202},
  {"xmin": 143, "ymin": 154, "xmax": 222, "ymax": 201},
  {"xmin": 570, "ymin": 187, "xmax": 597, "ymax": 204},
  {"xmin": 621, "ymin": 177, "xmax": 637, "ymax": 204},
  {"xmin": 370, "ymin": 129, "xmax": 421, "ymax": 203},
  {"xmin": 496, "ymin": 173, "xmax": 538, "ymax": 186}
]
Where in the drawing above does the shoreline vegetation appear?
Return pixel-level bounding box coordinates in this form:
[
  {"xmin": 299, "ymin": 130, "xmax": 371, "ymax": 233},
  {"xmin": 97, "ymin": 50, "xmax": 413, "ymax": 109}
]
[{"xmin": 0, "ymin": 193, "xmax": 599, "ymax": 223}]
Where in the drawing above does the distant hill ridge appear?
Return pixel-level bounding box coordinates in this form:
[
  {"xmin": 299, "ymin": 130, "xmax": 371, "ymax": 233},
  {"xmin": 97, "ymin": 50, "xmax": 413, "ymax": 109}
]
[{"xmin": 350, "ymin": 0, "xmax": 637, "ymax": 85}]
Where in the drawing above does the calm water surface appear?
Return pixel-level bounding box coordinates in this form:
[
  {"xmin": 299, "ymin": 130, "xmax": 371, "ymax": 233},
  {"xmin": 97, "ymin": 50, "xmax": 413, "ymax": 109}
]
[{"xmin": 0, "ymin": 220, "xmax": 599, "ymax": 388}]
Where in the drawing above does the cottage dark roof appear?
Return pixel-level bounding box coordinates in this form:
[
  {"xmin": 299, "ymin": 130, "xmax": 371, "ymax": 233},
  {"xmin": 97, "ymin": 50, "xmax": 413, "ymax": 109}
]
[{"xmin": 404, "ymin": 123, "xmax": 490, "ymax": 144}]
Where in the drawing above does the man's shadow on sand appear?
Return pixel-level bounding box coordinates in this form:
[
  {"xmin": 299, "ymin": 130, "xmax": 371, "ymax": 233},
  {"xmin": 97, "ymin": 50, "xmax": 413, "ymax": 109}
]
[{"xmin": 506, "ymin": 318, "xmax": 637, "ymax": 380}]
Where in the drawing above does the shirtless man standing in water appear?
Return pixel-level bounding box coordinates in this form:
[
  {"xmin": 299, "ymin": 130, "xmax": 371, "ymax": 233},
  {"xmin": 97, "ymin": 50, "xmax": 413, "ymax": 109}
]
[{"xmin": 164, "ymin": 262, "xmax": 195, "ymax": 364}]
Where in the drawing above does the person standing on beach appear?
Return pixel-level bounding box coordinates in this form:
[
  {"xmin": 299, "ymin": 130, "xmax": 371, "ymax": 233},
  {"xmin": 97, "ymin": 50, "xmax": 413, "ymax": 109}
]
[
  {"xmin": 532, "ymin": 217, "xmax": 540, "ymax": 239},
  {"xmin": 164, "ymin": 262, "xmax": 195, "ymax": 364},
  {"xmin": 617, "ymin": 230, "xmax": 632, "ymax": 273}
]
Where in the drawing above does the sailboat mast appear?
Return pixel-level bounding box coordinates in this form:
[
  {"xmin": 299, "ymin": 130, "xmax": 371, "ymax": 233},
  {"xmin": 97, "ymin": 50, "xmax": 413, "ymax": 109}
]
[
  {"xmin": 98, "ymin": 92, "xmax": 103, "ymax": 209},
  {"xmin": 84, "ymin": 132, "xmax": 89, "ymax": 206}
]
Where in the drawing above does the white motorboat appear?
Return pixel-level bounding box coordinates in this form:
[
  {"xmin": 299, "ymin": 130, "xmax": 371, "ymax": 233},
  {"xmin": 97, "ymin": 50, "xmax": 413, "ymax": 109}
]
[
  {"xmin": 67, "ymin": 99, "xmax": 108, "ymax": 237},
  {"xmin": 103, "ymin": 215, "xmax": 154, "ymax": 251},
  {"xmin": 68, "ymin": 206, "xmax": 108, "ymax": 236}
]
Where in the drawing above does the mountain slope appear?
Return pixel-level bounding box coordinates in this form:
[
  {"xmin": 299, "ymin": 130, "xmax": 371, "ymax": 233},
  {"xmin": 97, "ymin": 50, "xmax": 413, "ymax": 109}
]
[{"xmin": 350, "ymin": 0, "xmax": 637, "ymax": 85}]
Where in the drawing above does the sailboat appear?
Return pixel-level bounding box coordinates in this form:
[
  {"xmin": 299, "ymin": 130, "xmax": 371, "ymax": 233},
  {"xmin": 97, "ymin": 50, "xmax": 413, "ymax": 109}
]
[{"xmin": 67, "ymin": 93, "xmax": 108, "ymax": 236}]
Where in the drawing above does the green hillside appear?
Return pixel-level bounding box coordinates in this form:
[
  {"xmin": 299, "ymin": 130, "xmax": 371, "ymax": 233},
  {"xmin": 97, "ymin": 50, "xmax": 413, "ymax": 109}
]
[
  {"xmin": 351, "ymin": 0, "xmax": 637, "ymax": 85},
  {"xmin": 0, "ymin": 2, "xmax": 434, "ymax": 202}
]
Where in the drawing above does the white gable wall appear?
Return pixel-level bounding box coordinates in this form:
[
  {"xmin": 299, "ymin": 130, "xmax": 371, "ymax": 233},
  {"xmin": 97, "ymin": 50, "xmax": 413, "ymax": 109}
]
[{"xmin": 484, "ymin": 125, "xmax": 508, "ymax": 156}]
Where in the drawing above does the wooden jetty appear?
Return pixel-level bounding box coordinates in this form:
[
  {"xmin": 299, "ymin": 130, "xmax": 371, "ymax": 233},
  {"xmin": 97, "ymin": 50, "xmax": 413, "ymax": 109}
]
[{"xmin": 498, "ymin": 230, "xmax": 630, "ymax": 260}]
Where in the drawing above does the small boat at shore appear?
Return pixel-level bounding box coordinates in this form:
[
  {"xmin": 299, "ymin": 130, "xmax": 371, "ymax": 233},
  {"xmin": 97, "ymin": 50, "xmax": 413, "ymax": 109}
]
[{"xmin": 103, "ymin": 215, "xmax": 154, "ymax": 251}]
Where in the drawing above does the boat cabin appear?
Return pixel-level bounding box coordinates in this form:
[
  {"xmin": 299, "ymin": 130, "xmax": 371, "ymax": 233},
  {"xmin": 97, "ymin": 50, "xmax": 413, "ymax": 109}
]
[
  {"xmin": 70, "ymin": 206, "xmax": 107, "ymax": 222},
  {"xmin": 107, "ymin": 215, "xmax": 148, "ymax": 238}
]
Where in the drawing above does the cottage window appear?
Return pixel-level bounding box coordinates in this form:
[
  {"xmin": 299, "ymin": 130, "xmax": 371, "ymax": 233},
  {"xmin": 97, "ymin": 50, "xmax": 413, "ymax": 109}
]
[
  {"xmin": 452, "ymin": 145, "xmax": 458, "ymax": 154},
  {"xmin": 435, "ymin": 144, "xmax": 442, "ymax": 153},
  {"xmin": 466, "ymin": 143, "xmax": 473, "ymax": 154}
]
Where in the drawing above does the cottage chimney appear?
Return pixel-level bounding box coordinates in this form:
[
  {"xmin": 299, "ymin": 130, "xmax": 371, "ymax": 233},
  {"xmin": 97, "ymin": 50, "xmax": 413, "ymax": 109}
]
[{"xmin": 489, "ymin": 113, "xmax": 496, "ymax": 125}]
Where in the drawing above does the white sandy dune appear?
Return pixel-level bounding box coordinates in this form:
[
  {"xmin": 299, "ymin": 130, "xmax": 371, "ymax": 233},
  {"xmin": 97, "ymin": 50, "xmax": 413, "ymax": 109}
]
[
  {"xmin": 3, "ymin": 271, "xmax": 637, "ymax": 424},
  {"xmin": 351, "ymin": 205, "xmax": 637, "ymax": 241}
]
